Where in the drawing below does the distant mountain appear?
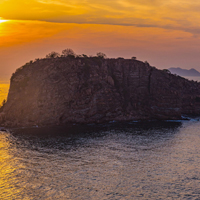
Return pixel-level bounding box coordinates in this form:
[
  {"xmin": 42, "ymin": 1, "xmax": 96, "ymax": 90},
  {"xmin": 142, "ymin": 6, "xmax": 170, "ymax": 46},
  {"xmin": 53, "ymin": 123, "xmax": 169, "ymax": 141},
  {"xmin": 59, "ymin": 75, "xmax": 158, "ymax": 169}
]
[{"xmin": 168, "ymin": 68, "xmax": 200, "ymax": 77}]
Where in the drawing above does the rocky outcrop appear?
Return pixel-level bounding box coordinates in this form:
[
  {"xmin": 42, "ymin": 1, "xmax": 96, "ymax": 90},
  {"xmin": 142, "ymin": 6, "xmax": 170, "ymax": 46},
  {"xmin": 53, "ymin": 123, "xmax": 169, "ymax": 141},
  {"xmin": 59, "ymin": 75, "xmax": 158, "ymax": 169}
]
[{"xmin": 1, "ymin": 57, "xmax": 200, "ymax": 127}]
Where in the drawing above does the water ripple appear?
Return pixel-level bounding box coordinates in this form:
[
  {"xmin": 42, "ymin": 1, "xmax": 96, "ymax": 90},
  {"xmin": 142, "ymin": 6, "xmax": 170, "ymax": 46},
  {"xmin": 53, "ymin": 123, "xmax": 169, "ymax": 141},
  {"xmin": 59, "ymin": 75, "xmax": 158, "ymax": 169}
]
[{"xmin": 1, "ymin": 121, "xmax": 200, "ymax": 199}]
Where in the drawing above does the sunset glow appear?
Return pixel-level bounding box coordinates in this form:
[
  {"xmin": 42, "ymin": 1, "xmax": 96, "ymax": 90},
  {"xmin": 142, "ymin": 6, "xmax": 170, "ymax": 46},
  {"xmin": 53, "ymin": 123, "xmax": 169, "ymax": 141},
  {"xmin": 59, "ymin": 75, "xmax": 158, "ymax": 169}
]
[
  {"xmin": 0, "ymin": 0, "xmax": 200, "ymax": 80},
  {"xmin": 0, "ymin": 18, "xmax": 8, "ymax": 23},
  {"xmin": 1, "ymin": 1, "xmax": 200, "ymax": 198}
]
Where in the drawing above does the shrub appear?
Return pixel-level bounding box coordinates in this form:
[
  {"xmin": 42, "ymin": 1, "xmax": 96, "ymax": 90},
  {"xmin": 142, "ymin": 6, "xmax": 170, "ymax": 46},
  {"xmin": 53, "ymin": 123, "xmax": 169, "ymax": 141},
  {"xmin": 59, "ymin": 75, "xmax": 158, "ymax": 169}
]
[
  {"xmin": 82, "ymin": 54, "xmax": 88, "ymax": 58},
  {"xmin": 163, "ymin": 69, "xmax": 171, "ymax": 74},
  {"xmin": 96, "ymin": 52, "xmax": 107, "ymax": 58},
  {"xmin": 62, "ymin": 48, "xmax": 76, "ymax": 57},
  {"xmin": 46, "ymin": 51, "xmax": 60, "ymax": 58}
]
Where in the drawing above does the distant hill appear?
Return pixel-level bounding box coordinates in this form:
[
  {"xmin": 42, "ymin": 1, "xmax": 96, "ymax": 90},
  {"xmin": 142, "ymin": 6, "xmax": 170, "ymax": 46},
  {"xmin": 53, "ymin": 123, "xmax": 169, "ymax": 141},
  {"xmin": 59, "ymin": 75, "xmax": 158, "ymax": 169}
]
[{"xmin": 168, "ymin": 68, "xmax": 200, "ymax": 77}]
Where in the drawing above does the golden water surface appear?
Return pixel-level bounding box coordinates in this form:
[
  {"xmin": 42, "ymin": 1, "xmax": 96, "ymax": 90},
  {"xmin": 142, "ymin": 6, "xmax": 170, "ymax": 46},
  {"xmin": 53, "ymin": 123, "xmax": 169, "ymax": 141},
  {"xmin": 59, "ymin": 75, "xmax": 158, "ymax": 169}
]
[{"xmin": 0, "ymin": 83, "xmax": 9, "ymax": 105}]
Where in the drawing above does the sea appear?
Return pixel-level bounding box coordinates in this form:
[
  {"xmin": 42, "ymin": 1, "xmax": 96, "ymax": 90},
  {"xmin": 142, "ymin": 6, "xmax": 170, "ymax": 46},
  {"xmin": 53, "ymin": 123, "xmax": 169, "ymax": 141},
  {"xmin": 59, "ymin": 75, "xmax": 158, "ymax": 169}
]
[
  {"xmin": 1, "ymin": 120, "xmax": 200, "ymax": 199},
  {"xmin": 0, "ymin": 77, "xmax": 200, "ymax": 199},
  {"xmin": 0, "ymin": 81, "xmax": 9, "ymax": 106}
]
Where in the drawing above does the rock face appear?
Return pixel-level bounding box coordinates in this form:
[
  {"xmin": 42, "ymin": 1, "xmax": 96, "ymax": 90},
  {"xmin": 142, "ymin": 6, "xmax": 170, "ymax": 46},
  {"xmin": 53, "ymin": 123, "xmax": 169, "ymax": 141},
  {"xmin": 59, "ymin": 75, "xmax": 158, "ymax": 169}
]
[{"xmin": 1, "ymin": 57, "xmax": 200, "ymax": 127}]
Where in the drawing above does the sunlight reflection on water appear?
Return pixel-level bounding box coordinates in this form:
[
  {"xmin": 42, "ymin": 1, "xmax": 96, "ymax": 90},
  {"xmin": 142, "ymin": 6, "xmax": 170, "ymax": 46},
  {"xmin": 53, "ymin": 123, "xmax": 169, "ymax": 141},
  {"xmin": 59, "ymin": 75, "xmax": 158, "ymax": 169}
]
[
  {"xmin": 0, "ymin": 83, "xmax": 9, "ymax": 104},
  {"xmin": 0, "ymin": 121, "xmax": 200, "ymax": 199}
]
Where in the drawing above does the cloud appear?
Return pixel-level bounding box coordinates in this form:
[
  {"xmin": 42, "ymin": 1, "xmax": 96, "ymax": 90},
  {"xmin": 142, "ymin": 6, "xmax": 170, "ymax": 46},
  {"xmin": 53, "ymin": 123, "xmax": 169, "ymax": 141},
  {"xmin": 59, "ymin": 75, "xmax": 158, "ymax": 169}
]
[
  {"xmin": 36, "ymin": 0, "xmax": 77, "ymax": 8},
  {"xmin": 1, "ymin": 0, "xmax": 200, "ymax": 35}
]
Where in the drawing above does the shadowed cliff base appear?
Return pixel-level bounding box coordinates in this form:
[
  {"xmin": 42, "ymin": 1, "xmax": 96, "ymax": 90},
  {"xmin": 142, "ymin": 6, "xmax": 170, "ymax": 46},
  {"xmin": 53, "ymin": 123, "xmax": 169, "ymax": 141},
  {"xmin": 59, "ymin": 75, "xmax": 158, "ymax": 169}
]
[{"xmin": 1, "ymin": 52, "xmax": 200, "ymax": 127}]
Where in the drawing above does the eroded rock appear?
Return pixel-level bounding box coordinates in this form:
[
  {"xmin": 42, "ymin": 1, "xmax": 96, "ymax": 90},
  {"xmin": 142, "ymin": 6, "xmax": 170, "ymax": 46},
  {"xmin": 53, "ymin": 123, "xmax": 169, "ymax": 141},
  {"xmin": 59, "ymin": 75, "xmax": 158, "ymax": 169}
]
[{"xmin": 1, "ymin": 57, "xmax": 200, "ymax": 127}]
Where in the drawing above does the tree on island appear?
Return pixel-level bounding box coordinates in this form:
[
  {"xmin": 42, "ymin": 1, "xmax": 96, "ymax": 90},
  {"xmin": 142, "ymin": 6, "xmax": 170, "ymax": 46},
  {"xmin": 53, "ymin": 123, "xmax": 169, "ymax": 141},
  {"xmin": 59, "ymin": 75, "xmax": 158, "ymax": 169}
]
[
  {"xmin": 163, "ymin": 69, "xmax": 171, "ymax": 74},
  {"xmin": 46, "ymin": 51, "xmax": 60, "ymax": 58},
  {"xmin": 81, "ymin": 54, "xmax": 88, "ymax": 58},
  {"xmin": 62, "ymin": 48, "xmax": 76, "ymax": 58},
  {"xmin": 96, "ymin": 52, "xmax": 107, "ymax": 58}
]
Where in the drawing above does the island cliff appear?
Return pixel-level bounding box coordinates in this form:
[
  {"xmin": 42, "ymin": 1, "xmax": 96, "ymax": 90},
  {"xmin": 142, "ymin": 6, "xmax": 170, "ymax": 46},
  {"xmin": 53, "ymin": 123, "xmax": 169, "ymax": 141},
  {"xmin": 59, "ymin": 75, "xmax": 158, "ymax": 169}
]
[{"xmin": 1, "ymin": 56, "xmax": 200, "ymax": 127}]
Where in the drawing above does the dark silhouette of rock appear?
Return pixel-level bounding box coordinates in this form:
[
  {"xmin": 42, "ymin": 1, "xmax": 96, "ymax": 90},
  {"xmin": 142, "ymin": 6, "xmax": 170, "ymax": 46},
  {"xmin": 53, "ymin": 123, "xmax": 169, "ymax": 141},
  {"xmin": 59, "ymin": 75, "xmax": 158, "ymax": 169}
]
[
  {"xmin": 169, "ymin": 67, "xmax": 200, "ymax": 77},
  {"xmin": 1, "ymin": 57, "xmax": 200, "ymax": 127},
  {"xmin": 0, "ymin": 127, "xmax": 7, "ymax": 132}
]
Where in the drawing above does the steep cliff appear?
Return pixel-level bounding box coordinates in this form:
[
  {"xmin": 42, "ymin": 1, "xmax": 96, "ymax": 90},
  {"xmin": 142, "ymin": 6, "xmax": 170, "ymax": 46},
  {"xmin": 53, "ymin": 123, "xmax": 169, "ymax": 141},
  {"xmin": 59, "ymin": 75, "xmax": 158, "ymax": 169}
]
[{"xmin": 1, "ymin": 57, "xmax": 200, "ymax": 127}]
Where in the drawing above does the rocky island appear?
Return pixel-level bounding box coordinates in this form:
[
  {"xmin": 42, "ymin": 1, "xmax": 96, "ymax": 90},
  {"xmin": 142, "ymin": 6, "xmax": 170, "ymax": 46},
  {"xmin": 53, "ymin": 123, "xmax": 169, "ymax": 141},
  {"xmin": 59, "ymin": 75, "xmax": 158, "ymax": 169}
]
[{"xmin": 1, "ymin": 53, "xmax": 200, "ymax": 127}]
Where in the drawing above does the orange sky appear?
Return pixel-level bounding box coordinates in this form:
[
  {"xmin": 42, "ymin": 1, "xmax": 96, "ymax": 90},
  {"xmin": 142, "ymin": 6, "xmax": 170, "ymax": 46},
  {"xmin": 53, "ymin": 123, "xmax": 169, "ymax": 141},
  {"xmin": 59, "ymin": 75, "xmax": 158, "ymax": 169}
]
[{"xmin": 1, "ymin": 0, "xmax": 200, "ymax": 80}]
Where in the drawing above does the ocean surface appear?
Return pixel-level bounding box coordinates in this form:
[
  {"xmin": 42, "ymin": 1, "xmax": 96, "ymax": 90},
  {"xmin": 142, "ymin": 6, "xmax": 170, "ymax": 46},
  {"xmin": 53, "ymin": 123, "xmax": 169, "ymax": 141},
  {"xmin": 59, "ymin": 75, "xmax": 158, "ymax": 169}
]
[
  {"xmin": 1, "ymin": 120, "xmax": 200, "ymax": 199},
  {"xmin": 0, "ymin": 82, "xmax": 9, "ymax": 105}
]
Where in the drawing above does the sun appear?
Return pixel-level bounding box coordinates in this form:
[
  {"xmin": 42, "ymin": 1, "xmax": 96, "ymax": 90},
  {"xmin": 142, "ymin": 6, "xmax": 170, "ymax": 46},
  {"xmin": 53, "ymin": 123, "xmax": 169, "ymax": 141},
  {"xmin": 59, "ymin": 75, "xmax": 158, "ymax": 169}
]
[{"xmin": 0, "ymin": 18, "xmax": 8, "ymax": 23}]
